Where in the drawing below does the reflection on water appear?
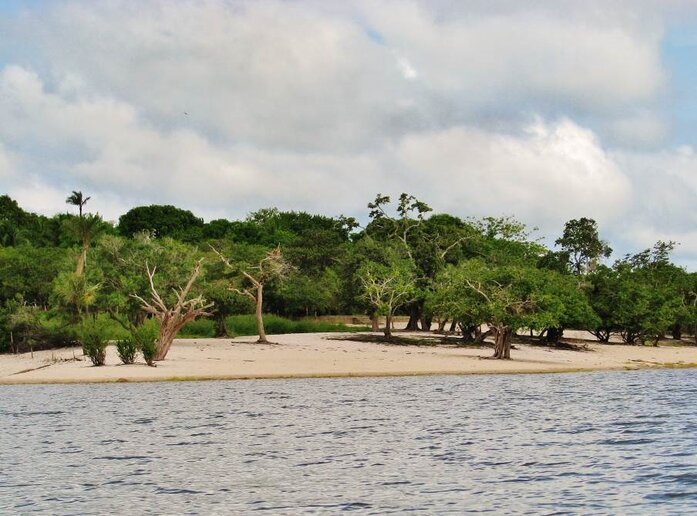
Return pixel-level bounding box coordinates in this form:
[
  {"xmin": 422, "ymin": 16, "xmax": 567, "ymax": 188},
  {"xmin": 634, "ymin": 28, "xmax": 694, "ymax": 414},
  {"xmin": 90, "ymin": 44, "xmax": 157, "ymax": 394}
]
[{"xmin": 2, "ymin": 370, "xmax": 697, "ymax": 513}]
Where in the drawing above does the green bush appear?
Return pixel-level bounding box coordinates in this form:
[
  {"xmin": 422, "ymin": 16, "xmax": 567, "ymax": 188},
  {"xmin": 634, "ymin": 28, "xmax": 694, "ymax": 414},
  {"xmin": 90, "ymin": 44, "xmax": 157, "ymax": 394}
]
[
  {"xmin": 179, "ymin": 318, "xmax": 215, "ymax": 338},
  {"xmin": 115, "ymin": 336, "xmax": 138, "ymax": 365},
  {"xmin": 132, "ymin": 319, "xmax": 160, "ymax": 367},
  {"xmin": 224, "ymin": 314, "xmax": 367, "ymax": 337},
  {"xmin": 77, "ymin": 317, "xmax": 111, "ymax": 366}
]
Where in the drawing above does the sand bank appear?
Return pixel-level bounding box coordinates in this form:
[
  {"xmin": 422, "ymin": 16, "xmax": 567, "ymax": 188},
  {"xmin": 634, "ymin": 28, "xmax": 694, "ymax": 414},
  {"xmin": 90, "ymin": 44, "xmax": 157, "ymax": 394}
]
[{"xmin": 1, "ymin": 332, "xmax": 697, "ymax": 385}]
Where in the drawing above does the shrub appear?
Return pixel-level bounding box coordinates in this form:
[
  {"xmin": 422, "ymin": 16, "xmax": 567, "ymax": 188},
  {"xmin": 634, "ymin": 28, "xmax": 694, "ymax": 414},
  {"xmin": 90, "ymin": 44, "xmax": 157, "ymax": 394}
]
[
  {"xmin": 77, "ymin": 318, "xmax": 111, "ymax": 366},
  {"xmin": 132, "ymin": 319, "xmax": 159, "ymax": 367},
  {"xmin": 179, "ymin": 318, "xmax": 216, "ymax": 338},
  {"xmin": 140, "ymin": 339, "xmax": 157, "ymax": 367},
  {"xmin": 115, "ymin": 336, "xmax": 138, "ymax": 365}
]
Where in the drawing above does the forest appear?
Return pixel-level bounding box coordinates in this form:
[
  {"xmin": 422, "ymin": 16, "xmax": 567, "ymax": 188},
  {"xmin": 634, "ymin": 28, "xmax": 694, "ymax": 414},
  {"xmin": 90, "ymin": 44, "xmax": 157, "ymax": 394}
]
[{"xmin": 0, "ymin": 192, "xmax": 695, "ymax": 363}]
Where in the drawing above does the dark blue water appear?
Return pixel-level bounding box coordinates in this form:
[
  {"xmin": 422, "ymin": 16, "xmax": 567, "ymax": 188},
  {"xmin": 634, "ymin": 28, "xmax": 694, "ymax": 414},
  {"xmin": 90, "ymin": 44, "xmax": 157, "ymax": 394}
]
[{"xmin": 1, "ymin": 370, "xmax": 697, "ymax": 514}]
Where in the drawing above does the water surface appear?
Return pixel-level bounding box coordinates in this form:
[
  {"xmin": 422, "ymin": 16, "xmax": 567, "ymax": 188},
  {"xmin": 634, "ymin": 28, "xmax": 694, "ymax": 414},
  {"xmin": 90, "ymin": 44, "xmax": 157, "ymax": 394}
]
[{"xmin": 2, "ymin": 370, "xmax": 697, "ymax": 513}]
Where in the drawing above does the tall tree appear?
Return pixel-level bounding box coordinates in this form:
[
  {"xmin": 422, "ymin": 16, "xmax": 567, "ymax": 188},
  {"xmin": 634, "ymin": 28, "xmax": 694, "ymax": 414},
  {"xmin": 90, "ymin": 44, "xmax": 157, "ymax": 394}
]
[
  {"xmin": 63, "ymin": 214, "xmax": 107, "ymax": 276},
  {"xmin": 555, "ymin": 218, "xmax": 612, "ymax": 275},
  {"xmin": 118, "ymin": 205, "xmax": 204, "ymax": 241},
  {"xmin": 365, "ymin": 193, "xmax": 478, "ymax": 331},
  {"xmin": 65, "ymin": 191, "xmax": 91, "ymax": 218}
]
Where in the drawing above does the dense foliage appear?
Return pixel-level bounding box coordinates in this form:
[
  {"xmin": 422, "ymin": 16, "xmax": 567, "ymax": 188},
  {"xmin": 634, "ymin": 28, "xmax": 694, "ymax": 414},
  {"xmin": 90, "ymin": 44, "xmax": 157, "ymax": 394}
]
[{"xmin": 0, "ymin": 193, "xmax": 695, "ymax": 360}]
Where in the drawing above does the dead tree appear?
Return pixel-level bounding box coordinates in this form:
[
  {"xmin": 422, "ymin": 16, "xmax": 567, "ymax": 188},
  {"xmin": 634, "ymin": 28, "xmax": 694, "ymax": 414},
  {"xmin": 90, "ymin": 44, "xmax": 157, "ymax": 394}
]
[
  {"xmin": 132, "ymin": 259, "xmax": 213, "ymax": 361},
  {"xmin": 212, "ymin": 246, "xmax": 292, "ymax": 344}
]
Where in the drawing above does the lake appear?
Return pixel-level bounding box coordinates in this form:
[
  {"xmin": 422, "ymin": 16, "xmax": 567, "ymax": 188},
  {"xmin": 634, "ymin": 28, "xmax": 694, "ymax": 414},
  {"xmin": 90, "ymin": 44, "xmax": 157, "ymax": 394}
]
[{"xmin": 2, "ymin": 370, "xmax": 697, "ymax": 514}]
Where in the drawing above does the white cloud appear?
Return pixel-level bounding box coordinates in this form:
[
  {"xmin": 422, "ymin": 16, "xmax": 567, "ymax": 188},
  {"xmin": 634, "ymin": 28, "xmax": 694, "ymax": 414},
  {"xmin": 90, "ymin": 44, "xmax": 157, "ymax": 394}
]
[
  {"xmin": 392, "ymin": 119, "xmax": 632, "ymax": 232},
  {"xmin": 355, "ymin": 1, "xmax": 665, "ymax": 111},
  {"xmin": 0, "ymin": 0, "xmax": 695, "ymax": 267},
  {"xmin": 605, "ymin": 110, "xmax": 670, "ymax": 148},
  {"xmin": 0, "ymin": 143, "xmax": 14, "ymax": 180},
  {"xmin": 611, "ymin": 146, "xmax": 697, "ymax": 262},
  {"xmin": 4, "ymin": 0, "xmax": 667, "ymax": 151}
]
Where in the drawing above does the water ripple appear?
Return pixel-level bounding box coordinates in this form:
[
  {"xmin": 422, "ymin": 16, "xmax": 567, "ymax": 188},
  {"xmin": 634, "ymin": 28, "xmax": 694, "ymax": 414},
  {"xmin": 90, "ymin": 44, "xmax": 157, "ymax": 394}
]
[{"xmin": 2, "ymin": 369, "xmax": 697, "ymax": 513}]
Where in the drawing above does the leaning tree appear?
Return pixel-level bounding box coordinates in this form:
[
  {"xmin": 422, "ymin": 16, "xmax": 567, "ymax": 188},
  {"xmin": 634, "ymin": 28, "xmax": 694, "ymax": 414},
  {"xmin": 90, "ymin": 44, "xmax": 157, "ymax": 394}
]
[{"xmin": 132, "ymin": 259, "xmax": 213, "ymax": 361}]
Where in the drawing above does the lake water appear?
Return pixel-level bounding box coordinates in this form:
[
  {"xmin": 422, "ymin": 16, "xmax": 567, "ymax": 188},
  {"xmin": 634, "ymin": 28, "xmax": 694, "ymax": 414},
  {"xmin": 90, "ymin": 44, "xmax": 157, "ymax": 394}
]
[{"xmin": 2, "ymin": 370, "xmax": 697, "ymax": 514}]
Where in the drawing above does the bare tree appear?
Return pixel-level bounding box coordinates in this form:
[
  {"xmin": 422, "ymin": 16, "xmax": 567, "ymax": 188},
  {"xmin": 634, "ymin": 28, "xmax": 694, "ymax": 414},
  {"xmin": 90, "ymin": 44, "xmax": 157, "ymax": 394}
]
[
  {"xmin": 213, "ymin": 246, "xmax": 292, "ymax": 343},
  {"xmin": 132, "ymin": 259, "xmax": 213, "ymax": 361}
]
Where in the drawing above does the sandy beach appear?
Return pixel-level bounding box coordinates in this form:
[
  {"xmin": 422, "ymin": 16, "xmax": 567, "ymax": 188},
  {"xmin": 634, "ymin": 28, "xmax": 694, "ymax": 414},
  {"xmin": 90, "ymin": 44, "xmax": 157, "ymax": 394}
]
[{"xmin": 1, "ymin": 331, "xmax": 697, "ymax": 385}]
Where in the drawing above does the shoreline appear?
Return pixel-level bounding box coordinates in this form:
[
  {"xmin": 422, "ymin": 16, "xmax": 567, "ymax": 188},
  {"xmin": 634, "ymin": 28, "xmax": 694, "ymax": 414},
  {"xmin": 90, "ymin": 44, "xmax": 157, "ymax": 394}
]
[{"xmin": 2, "ymin": 332, "xmax": 697, "ymax": 386}]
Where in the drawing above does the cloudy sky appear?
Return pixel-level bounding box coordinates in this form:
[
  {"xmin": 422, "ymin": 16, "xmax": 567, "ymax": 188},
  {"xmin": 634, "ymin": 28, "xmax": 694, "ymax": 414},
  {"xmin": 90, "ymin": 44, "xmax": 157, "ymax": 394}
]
[{"xmin": 1, "ymin": 0, "xmax": 696, "ymax": 267}]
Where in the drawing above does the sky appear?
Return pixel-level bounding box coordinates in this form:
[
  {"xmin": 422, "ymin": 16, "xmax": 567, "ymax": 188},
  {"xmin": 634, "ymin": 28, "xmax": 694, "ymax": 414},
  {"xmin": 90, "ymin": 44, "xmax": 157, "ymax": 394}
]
[{"xmin": 1, "ymin": 0, "xmax": 696, "ymax": 268}]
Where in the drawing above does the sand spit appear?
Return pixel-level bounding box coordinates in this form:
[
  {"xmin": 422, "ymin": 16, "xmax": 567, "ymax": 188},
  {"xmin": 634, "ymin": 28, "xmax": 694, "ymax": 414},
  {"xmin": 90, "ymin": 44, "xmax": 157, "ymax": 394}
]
[{"xmin": 1, "ymin": 332, "xmax": 696, "ymax": 385}]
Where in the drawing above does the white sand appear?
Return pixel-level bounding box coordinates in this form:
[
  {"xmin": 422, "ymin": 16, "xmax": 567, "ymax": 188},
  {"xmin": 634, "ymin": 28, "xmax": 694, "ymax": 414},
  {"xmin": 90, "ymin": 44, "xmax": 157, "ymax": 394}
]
[{"xmin": 1, "ymin": 332, "xmax": 696, "ymax": 385}]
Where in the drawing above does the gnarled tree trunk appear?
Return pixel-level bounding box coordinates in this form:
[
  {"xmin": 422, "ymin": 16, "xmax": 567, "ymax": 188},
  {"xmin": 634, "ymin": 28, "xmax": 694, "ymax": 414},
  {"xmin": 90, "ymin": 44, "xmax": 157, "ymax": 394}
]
[
  {"xmin": 420, "ymin": 314, "xmax": 432, "ymax": 332},
  {"xmin": 493, "ymin": 326, "xmax": 512, "ymax": 359}
]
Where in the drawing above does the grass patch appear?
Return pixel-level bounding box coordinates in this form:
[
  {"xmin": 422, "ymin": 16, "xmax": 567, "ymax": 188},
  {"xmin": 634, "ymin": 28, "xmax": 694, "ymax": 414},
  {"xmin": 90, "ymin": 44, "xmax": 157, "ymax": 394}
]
[
  {"xmin": 171, "ymin": 314, "xmax": 371, "ymax": 339},
  {"xmin": 225, "ymin": 314, "xmax": 368, "ymax": 337}
]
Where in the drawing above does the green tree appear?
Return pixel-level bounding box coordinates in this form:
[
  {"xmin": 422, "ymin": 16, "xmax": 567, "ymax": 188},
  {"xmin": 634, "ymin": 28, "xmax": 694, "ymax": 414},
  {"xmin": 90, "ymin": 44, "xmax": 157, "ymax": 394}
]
[
  {"xmin": 357, "ymin": 247, "xmax": 417, "ymax": 339},
  {"xmin": 555, "ymin": 218, "xmax": 612, "ymax": 275},
  {"xmin": 594, "ymin": 242, "xmax": 686, "ymax": 345},
  {"xmin": 118, "ymin": 205, "xmax": 204, "ymax": 242},
  {"xmin": 93, "ymin": 234, "xmax": 203, "ymax": 328},
  {"xmin": 0, "ymin": 246, "xmax": 68, "ymax": 306},
  {"xmin": 63, "ymin": 213, "xmax": 108, "ymax": 276},
  {"xmin": 432, "ymin": 260, "xmax": 565, "ymax": 359}
]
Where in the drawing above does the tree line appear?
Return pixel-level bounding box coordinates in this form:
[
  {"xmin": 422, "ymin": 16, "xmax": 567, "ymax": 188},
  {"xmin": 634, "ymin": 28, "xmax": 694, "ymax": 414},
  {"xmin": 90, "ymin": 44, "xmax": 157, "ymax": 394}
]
[{"xmin": 0, "ymin": 192, "xmax": 695, "ymax": 363}]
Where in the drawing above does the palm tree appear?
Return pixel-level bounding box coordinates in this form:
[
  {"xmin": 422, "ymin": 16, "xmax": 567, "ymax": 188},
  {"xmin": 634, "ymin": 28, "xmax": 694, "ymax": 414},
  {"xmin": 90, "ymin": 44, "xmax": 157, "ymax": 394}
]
[
  {"xmin": 64, "ymin": 213, "xmax": 105, "ymax": 275},
  {"xmin": 66, "ymin": 191, "xmax": 91, "ymax": 218}
]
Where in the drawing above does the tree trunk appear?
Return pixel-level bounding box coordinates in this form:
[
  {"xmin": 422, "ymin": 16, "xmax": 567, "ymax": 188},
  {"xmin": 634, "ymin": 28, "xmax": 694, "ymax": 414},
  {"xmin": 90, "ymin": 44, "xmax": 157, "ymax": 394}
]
[
  {"xmin": 437, "ymin": 318, "xmax": 448, "ymax": 332},
  {"xmin": 672, "ymin": 323, "xmax": 682, "ymax": 340},
  {"xmin": 546, "ymin": 327, "xmax": 563, "ymax": 344},
  {"xmin": 493, "ymin": 326, "xmax": 511, "ymax": 359},
  {"xmin": 460, "ymin": 324, "xmax": 477, "ymax": 343},
  {"xmin": 370, "ymin": 314, "xmax": 380, "ymax": 332},
  {"xmin": 449, "ymin": 320, "xmax": 458, "ymax": 333},
  {"xmin": 154, "ymin": 324, "xmax": 179, "ymax": 361},
  {"xmin": 255, "ymin": 284, "xmax": 268, "ymax": 343},
  {"xmin": 75, "ymin": 246, "xmax": 88, "ymax": 276},
  {"xmin": 214, "ymin": 315, "xmax": 229, "ymax": 337},
  {"xmin": 384, "ymin": 314, "xmax": 392, "ymax": 339},
  {"xmin": 405, "ymin": 304, "xmax": 420, "ymax": 331},
  {"xmin": 420, "ymin": 314, "xmax": 432, "ymax": 332}
]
